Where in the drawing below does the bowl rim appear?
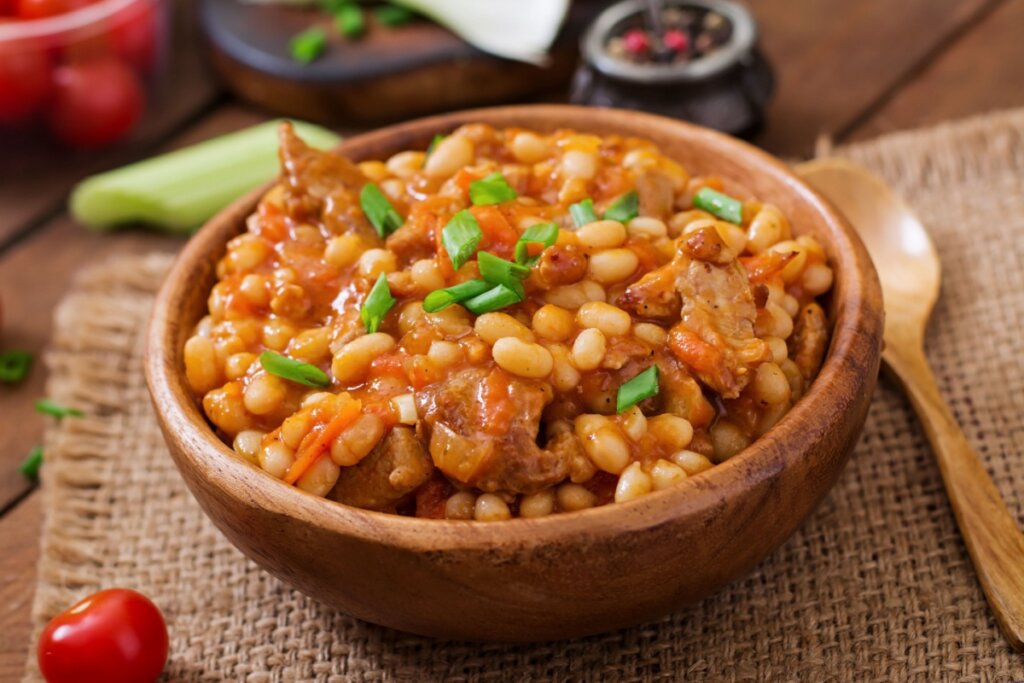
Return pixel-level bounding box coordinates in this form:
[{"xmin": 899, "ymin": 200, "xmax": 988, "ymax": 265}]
[
  {"xmin": 146, "ymin": 103, "xmax": 881, "ymax": 552},
  {"xmin": 0, "ymin": 0, "xmax": 145, "ymax": 42}
]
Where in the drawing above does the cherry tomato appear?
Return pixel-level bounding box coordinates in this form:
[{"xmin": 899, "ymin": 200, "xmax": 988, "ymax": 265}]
[
  {"xmin": 110, "ymin": 0, "xmax": 158, "ymax": 73},
  {"xmin": 37, "ymin": 588, "xmax": 169, "ymax": 683},
  {"xmin": 0, "ymin": 41, "xmax": 51, "ymax": 124},
  {"xmin": 48, "ymin": 58, "xmax": 143, "ymax": 147},
  {"xmin": 16, "ymin": 0, "xmax": 91, "ymax": 18}
]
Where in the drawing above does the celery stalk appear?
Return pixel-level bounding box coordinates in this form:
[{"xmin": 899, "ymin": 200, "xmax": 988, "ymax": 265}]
[{"xmin": 70, "ymin": 120, "xmax": 341, "ymax": 233}]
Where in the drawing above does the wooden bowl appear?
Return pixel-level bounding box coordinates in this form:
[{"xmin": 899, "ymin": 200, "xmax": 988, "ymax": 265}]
[{"xmin": 145, "ymin": 105, "xmax": 883, "ymax": 642}]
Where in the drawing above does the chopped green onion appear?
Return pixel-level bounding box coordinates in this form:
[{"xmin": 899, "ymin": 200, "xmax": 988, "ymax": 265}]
[
  {"xmin": 570, "ymin": 198, "xmax": 598, "ymax": 227},
  {"xmin": 442, "ymin": 210, "xmax": 482, "ymax": 270},
  {"xmin": 19, "ymin": 446, "xmax": 43, "ymax": 480},
  {"xmin": 290, "ymin": 27, "xmax": 327, "ymax": 64},
  {"xmin": 361, "ymin": 273, "xmax": 396, "ymax": 333},
  {"xmin": 69, "ymin": 120, "xmax": 341, "ymax": 232},
  {"xmin": 616, "ymin": 365, "xmax": 660, "ymax": 413},
  {"xmin": 469, "ymin": 172, "xmax": 518, "ymax": 206},
  {"xmin": 335, "ymin": 3, "xmax": 365, "ymax": 38},
  {"xmin": 604, "ymin": 190, "xmax": 639, "ymax": 223},
  {"xmin": 0, "ymin": 350, "xmax": 32, "ymax": 384},
  {"xmin": 374, "ymin": 3, "xmax": 415, "ymax": 26},
  {"xmin": 35, "ymin": 399, "xmax": 83, "ymax": 419},
  {"xmin": 514, "ymin": 222, "xmax": 559, "ymax": 264},
  {"xmin": 422, "ymin": 279, "xmax": 491, "ymax": 312},
  {"xmin": 477, "ymin": 251, "xmax": 530, "ymax": 291},
  {"xmin": 426, "ymin": 134, "xmax": 444, "ymax": 156},
  {"xmin": 319, "ymin": 0, "xmax": 350, "ymax": 11},
  {"xmin": 259, "ymin": 351, "xmax": 330, "ymax": 388},
  {"xmin": 693, "ymin": 187, "xmax": 743, "ymax": 224},
  {"xmin": 463, "ymin": 284, "xmax": 523, "ymax": 315},
  {"xmin": 360, "ymin": 183, "xmax": 403, "ymax": 237}
]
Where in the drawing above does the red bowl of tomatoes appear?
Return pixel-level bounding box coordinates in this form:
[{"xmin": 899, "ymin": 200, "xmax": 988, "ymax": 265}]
[{"xmin": 0, "ymin": 0, "xmax": 168, "ymax": 148}]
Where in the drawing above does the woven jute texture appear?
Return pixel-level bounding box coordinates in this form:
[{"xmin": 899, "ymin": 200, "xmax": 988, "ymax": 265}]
[{"xmin": 25, "ymin": 109, "xmax": 1024, "ymax": 682}]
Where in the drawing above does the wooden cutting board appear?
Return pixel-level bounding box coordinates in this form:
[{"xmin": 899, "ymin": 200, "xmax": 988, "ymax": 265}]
[{"xmin": 199, "ymin": 0, "xmax": 612, "ymax": 125}]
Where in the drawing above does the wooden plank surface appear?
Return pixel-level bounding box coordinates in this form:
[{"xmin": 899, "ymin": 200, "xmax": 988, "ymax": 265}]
[
  {"xmin": 2, "ymin": 0, "xmax": 1023, "ymax": 676},
  {"xmin": 750, "ymin": 0, "xmax": 997, "ymax": 156},
  {"xmin": 848, "ymin": 0, "xmax": 1024, "ymax": 141},
  {"xmin": 0, "ymin": 493, "xmax": 41, "ymax": 681},
  {"xmin": 0, "ymin": 0, "xmax": 220, "ymax": 246}
]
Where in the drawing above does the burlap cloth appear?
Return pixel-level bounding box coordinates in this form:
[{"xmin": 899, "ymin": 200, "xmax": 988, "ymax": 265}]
[{"xmin": 24, "ymin": 109, "xmax": 1024, "ymax": 682}]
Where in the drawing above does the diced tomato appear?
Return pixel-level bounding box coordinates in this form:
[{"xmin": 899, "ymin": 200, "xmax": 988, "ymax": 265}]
[
  {"xmin": 369, "ymin": 353, "xmax": 406, "ymax": 380},
  {"xmin": 478, "ymin": 367, "xmax": 515, "ymax": 436},
  {"xmin": 470, "ymin": 205, "xmax": 519, "ymax": 259}
]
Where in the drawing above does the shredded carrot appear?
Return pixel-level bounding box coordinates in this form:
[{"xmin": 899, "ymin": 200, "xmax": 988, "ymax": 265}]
[
  {"xmin": 471, "ymin": 205, "xmax": 519, "ymax": 259},
  {"xmin": 284, "ymin": 398, "xmax": 362, "ymax": 484}
]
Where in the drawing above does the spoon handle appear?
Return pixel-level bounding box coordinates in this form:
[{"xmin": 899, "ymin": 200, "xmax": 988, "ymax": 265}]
[{"xmin": 885, "ymin": 345, "xmax": 1024, "ymax": 652}]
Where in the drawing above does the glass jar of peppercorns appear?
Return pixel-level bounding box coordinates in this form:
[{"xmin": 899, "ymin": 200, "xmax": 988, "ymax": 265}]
[{"xmin": 571, "ymin": 0, "xmax": 773, "ymax": 138}]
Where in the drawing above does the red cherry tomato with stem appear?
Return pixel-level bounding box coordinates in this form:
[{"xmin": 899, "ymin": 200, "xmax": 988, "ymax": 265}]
[
  {"xmin": 0, "ymin": 41, "xmax": 51, "ymax": 124},
  {"xmin": 37, "ymin": 588, "xmax": 169, "ymax": 683},
  {"xmin": 48, "ymin": 57, "xmax": 143, "ymax": 147}
]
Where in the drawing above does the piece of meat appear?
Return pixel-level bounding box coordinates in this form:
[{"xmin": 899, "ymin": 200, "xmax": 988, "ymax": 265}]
[
  {"xmin": 636, "ymin": 169, "xmax": 675, "ymax": 220},
  {"xmin": 657, "ymin": 352, "xmax": 716, "ymax": 428},
  {"xmin": 533, "ymin": 244, "xmax": 588, "ymax": 289},
  {"xmin": 328, "ymin": 426, "xmax": 433, "ymax": 511},
  {"xmin": 617, "ymin": 264, "xmax": 680, "ymax": 320},
  {"xmin": 791, "ymin": 302, "xmax": 828, "ymax": 382},
  {"xmin": 277, "ymin": 122, "xmax": 381, "ymax": 244},
  {"xmin": 416, "ymin": 367, "xmax": 572, "ymax": 494},
  {"xmin": 622, "ymin": 227, "xmax": 770, "ymax": 398}
]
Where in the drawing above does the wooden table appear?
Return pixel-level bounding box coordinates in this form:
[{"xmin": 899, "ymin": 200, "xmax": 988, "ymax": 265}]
[{"xmin": 2, "ymin": 0, "xmax": 1023, "ymax": 676}]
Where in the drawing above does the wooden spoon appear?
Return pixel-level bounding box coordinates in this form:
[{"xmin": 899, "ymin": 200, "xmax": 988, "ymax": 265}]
[{"xmin": 797, "ymin": 157, "xmax": 1024, "ymax": 652}]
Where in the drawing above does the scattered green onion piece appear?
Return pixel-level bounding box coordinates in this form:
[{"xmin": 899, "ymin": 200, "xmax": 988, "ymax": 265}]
[
  {"xmin": 469, "ymin": 172, "xmax": 518, "ymax": 206},
  {"xmin": 426, "ymin": 134, "xmax": 445, "ymax": 156},
  {"xmin": 603, "ymin": 190, "xmax": 639, "ymax": 223},
  {"xmin": 463, "ymin": 284, "xmax": 523, "ymax": 315},
  {"xmin": 290, "ymin": 27, "xmax": 327, "ymax": 64},
  {"xmin": 19, "ymin": 446, "xmax": 43, "ymax": 480},
  {"xmin": 360, "ymin": 183, "xmax": 403, "ymax": 237},
  {"xmin": 570, "ymin": 198, "xmax": 597, "ymax": 227},
  {"xmin": 335, "ymin": 3, "xmax": 365, "ymax": 38},
  {"xmin": 514, "ymin": 221, "xmax": 559, "ymax": 264},
  {"xmin": 259, "ymin": 351, "xmax": 330, "ymax": 388},
  {"xmin": 374, "ymin": 3, "xmax": 415, "ymax": 26},
  {"xmin": 422, "ymin": 279, "xmax": 491, "ymax": 312},
  {"xmin": 35, "ymin": 399, "xmax": 83, "ymax": 419},
  {"xmin": 442, "ymin": 210, "xmax": 482, "ymax": 270},
  {"xmin": 477, "ymin": 251, "xmax": 530, "ymax": 291},
  {"xmin": 693, "ymin": 187, "xmax": 743, "ymax": 224},
  {"xmin": 616, "ymin": 365, "xmax": 660, "ymax": 413},
  {"xmin": 361, "ymin": 273, "xmax": 396, "ymax": 333},
  {"xmin": 319, "ymin": 0, "xmax": 350, "ymax": 11},
  {"xmin": 70, "ymin": 120, "xmax": 341, "ymax": 232},
  {"xmin": 0, "ymin": 350, "xmax": 32, "ymax": 384}
]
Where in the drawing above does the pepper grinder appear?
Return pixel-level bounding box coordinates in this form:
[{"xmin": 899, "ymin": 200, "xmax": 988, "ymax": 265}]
[{"xmin": 571, "ymin": 0, "xmax": 774, "ymax": 139}]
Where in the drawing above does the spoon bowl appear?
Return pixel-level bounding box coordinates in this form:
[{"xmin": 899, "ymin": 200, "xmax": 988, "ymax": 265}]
[
  {"xmin": 797, "ymin": 157, "xmax": 1024, "ymax": 653},
  {"xmin": 797, "ymin": 158, "xmax": 940, "ymax": 334}
]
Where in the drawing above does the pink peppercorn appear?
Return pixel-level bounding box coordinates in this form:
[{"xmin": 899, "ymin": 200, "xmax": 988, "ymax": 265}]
[
  {"xmin": 663, "ymin": 28, "xmax": 689, "ymax": 53},
  {"xmin": 623, "ymin": 28, "xmax": 650, "ymax": 55}
]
